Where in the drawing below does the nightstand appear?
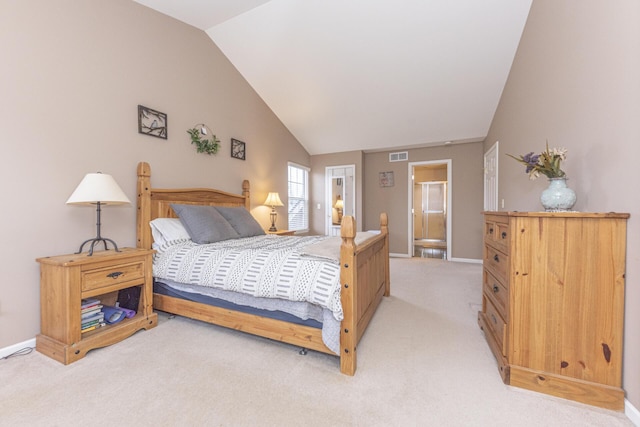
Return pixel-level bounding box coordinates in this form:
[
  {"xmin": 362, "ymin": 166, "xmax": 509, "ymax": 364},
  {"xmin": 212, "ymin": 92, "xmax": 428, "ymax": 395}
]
[
  {"xmin": 35, "ymin": 248, "xmax": 157, "ymax": 364},
  {"xmin": 266, "ymin": 230, "xmax": 295, "ymax": 236}
]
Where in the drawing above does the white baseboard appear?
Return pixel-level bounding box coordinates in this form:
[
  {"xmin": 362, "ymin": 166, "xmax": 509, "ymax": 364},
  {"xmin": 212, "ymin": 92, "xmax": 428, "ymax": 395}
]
[
  {"xmin": 627, "ymin": 399, "xmax": 640, "ymax": 426},
  {"xmin": 0, "ymin": 338, "xmax": 36, "ymax": 359},
  {"xmin": 450, "ymin": 257, "xmax": 483, "ymax": 264},
  {"xmin": 390, "ymin": 252, "xmax": 410, "ymax": 258}
]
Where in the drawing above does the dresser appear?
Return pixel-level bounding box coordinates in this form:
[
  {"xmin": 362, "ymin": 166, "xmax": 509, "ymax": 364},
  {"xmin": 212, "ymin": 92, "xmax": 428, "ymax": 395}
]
[{"xmin": 478, "ymin": 212, "xmax": 629, "ymax": 411}]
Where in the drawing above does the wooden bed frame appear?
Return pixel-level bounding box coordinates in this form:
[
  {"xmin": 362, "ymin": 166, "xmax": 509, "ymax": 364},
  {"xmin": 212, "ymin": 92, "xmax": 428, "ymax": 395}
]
[{"xmin": 136, "ymin": 161, "xmax": 390, "ymax": 375}]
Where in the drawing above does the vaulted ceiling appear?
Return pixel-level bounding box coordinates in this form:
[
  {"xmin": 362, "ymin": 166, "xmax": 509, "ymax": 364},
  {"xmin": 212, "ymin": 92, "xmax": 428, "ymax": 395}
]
[{"xmin": 134, "ymin": 0, "xmax": 532, "ymax": 155}]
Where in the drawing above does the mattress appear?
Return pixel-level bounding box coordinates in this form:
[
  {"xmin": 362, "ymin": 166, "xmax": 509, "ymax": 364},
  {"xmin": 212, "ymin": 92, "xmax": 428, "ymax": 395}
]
[{"xmin": 154, "ymin": 278, "xmax": 340, "ymax": 354}]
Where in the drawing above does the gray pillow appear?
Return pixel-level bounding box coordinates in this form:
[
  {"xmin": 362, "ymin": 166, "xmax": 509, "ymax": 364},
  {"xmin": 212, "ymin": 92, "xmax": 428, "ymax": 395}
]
[
  {"xmin": 170, "ymin": 204, "xmax": 239, "ymax": 244},
  {"xmin": 215, "ymin": 206, "xmax": 265, "ymax": 238}
]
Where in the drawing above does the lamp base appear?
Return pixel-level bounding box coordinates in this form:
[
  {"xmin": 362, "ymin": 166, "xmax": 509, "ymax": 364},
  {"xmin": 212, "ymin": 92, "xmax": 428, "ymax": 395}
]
[
  {"xmin": 269, "ymin": 208, "xmax": 278, "ymax": 232},
  {"xmin": 76, "ymin": 237, "xmax": 121, "ymax": 256}
]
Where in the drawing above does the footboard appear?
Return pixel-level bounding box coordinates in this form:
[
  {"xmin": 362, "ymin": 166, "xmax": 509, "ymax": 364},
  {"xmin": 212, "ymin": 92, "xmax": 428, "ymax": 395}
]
[{"xmin": 339, "ymin": 213, "xmax": 390, "ymax": 375}]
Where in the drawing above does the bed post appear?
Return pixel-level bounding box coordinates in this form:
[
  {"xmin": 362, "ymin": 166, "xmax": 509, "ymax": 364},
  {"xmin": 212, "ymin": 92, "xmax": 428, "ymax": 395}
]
[
  {"xmin": 137, "ymin": 162, "xmax": 152, "ymax": 250},
  {"xmin": 242, "ymin": 180, "xmax": 250, "ymax": 210},
  {"xmin": 380, "ymin": 212, "xmax": 390, "ymax": 296},
  {"xmin": 339, "ymin": 215, "xmax": 357, "ymax": 375}
]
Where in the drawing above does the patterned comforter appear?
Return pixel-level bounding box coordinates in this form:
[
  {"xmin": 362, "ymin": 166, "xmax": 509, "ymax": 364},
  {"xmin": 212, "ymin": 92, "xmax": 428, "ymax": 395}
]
[{"xmin": 153, "ymin": 235, "xmax": 344, "ymax": 320}]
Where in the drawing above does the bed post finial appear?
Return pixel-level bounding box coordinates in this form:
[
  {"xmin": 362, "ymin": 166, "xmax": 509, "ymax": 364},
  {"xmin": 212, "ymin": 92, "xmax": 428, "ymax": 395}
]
[{"xmin": 137, "ymin": 162, "xmax": 152, "ymax": 249}]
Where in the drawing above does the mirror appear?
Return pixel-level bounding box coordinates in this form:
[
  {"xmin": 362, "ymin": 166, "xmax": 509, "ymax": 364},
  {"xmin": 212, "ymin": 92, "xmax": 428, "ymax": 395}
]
[
  {"xmin": 332, "ymin": 177, "xmax": 345, "ymax": 225},
  {"xmin": 326, "ymin": 165, "xmax": 355, "ymax": 236}
]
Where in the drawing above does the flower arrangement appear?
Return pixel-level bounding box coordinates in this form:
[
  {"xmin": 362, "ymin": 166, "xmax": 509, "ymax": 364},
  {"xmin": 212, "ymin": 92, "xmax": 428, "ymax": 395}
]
[{"xmin": 508, "ymin": 143, "xmax": 568, "ymax": 180}]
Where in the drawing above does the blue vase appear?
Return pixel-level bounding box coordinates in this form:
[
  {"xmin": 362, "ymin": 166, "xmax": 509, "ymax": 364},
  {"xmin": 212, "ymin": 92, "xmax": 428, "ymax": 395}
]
[{"xmin": 540, "ymin": 177, "xmax": 576, "ymax": 211}]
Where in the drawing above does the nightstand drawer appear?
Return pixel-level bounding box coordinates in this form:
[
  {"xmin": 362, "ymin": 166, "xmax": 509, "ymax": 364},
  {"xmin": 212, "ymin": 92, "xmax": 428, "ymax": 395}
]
[{"xmin": 82, "ymin": 261, "xmax": 145, "ymax": 292}]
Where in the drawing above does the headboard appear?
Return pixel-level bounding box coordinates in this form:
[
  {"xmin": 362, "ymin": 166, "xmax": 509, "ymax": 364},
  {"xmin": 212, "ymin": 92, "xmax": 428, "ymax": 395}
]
[{"xmin": 136, "ymin": 161, "xmax": 251, "ymax": 250}]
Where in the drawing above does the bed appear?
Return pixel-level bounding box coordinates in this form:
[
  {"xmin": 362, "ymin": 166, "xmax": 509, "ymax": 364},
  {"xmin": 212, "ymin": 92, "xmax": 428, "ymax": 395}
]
[{"xmin": 136, "ymin": 161, "xmax": 390, "ymax": 375}]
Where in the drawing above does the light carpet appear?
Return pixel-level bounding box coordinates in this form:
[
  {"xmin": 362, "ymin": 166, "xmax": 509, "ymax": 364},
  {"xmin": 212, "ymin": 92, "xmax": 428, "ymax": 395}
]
[{"xmin": 0, "ymin": 258, "xmax": 633, "ymax": 426}]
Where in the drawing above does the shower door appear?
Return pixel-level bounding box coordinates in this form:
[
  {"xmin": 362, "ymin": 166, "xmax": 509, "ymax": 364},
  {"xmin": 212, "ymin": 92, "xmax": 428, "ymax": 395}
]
[{"xmin": 419, "ymin": 182, "xmax": 446, "ymax": 241}]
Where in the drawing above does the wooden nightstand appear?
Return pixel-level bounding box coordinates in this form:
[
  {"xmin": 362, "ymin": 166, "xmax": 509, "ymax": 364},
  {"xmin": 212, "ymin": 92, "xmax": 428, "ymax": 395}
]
[
  {"xmin": 36, "ymin": 248, "xmax": 158, "ymax": 364},
  {"xmin": 266, "ymin": 230, "xmax": 295, "ymax": 236}
]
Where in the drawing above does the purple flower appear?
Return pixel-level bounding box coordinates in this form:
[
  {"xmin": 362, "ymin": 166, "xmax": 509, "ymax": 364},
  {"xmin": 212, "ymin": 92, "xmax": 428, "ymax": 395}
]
[{"xmin": 521, "ymin": 152, "xmax": 540, "ymax": 173}]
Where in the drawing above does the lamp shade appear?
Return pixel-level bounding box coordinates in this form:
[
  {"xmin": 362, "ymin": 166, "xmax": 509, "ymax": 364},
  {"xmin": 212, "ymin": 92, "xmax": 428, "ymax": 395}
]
[
  {"xmin": 66, "ymin": 173, "xmax": 131, "ymax": 205},
  {"xmin": 264, "ymin": 192, "xmax": 284, "ymax": 207},
  {"xmin": 334, "ymin": 198, "xmax": 344, "ymax": 209}
]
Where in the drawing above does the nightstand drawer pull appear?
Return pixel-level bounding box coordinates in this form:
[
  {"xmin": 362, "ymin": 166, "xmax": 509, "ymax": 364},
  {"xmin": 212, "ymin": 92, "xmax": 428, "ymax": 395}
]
[{"xmin": 107, "ymin": 271, "xmax": 124, "ymax": 279}]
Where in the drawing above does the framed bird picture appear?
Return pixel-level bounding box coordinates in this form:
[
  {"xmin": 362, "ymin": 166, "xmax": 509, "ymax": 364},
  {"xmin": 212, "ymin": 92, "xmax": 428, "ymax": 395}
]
[{"xmin": 138, "ymin": 105, "xmax": 167, "ymax": 139}]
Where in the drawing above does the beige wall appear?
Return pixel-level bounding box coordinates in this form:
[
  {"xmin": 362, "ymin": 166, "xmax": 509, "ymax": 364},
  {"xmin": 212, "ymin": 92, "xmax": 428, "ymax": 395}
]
[
  {"xmin": 0, "ymin": 0, "xmax": 309, "ymax": 348},
  {"xmin": 363, "ymin": 143, "xmax": 484, "ymax": 258},
  {"xmin": 484, "ymin": 0, "xmax": 640, "ymax": 408},
  {"xmin": 309, "ymin": 151, "xmax": 364, "ymax": 234}
]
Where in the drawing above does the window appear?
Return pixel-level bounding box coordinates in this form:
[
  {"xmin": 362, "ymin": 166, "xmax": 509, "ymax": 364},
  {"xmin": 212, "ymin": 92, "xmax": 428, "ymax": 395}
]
[{"xmin": 288, "ymin": 162, "xmax": 309, "ymax": 232}]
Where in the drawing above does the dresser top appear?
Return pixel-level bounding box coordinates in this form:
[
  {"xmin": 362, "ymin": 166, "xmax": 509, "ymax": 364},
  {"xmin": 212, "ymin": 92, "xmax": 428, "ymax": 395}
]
[{"xmin": 482, "ymin": 211, "xmax": 630, "ymax": 219}]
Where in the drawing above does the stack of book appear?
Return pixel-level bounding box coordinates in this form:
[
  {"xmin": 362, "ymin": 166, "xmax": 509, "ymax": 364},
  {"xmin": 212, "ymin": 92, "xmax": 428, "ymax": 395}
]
[{"xmin": 81, "ymin": 298, "xmax": 105, "ymax": 333}]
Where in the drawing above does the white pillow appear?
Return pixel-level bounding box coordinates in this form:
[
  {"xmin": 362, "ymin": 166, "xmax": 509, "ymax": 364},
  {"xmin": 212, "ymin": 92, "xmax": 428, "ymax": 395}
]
[{"xmin": 149, "ymin": 218, "xmax": 191, "ymax": 246}]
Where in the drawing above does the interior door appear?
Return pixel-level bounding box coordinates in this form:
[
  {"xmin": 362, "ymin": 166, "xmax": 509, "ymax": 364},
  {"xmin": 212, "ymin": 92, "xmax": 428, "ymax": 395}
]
[{"xmin": 484, "ymin": 141, "xmax": 499, "ymax": 211}]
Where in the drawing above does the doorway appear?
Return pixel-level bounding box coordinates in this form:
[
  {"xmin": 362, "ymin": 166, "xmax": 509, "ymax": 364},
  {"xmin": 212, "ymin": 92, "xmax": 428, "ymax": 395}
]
[{"xmin": 408, "ymin": 160, "xmax": 451, "ymax": 260}]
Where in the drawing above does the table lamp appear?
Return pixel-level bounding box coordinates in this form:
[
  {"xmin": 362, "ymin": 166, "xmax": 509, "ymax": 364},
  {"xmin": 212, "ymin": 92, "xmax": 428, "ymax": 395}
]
[
  {"xmin": 264, "ymin": 192, "xmax": 284, "ymax": 232},
  {"xmin": 66, "ymin": 172, "xmax": 131, "ymax": 255}
]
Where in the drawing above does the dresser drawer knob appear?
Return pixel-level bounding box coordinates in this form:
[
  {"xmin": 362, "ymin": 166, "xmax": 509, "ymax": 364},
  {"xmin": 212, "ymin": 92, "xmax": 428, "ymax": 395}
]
[
  {"xmin": 489, "ymin": 227, "xmax": 494, "ymax": 234},
  {"xmin": 107, "ymin": 271, "xmax": 124, "ymax": 279},
  {"xmin": 493, "ymin": 254, "xmax": 500, "ymax": 262},
  {"xmin": 490, "ymin": 314, "xmax": 497, "ymax": 325},
  {"xmin": 501, "ymin": 232, "xmax": 507, "ymax": 239},
  {"xmin": 493, "ymin": 285, "xmax": 499, "ymax": 293}
]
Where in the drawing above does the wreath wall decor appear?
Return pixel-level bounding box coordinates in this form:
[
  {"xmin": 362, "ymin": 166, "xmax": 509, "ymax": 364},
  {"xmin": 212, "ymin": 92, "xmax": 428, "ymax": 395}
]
[{"xmin": 187, "ymin": 124, "xmax": 220, "ymax": 155}]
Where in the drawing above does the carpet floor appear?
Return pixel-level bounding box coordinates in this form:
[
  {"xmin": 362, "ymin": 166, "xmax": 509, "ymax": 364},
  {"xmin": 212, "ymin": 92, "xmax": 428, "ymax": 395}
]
[{"xmin": 0, "ymin": 258, "xmax": 633, "ymax": 426}]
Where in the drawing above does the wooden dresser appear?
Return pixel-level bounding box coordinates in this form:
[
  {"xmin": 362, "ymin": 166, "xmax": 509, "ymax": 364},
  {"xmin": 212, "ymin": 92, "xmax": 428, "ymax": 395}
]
[{"xmin": 478, "ymin": 211, "xmax": 629, "ymax": 410}]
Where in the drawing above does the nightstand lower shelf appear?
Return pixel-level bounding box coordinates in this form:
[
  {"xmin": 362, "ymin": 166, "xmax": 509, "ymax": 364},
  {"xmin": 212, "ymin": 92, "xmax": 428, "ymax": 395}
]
[{"xmin": 36, "ymin": 313, "xmax": 157, "ymax": 364}]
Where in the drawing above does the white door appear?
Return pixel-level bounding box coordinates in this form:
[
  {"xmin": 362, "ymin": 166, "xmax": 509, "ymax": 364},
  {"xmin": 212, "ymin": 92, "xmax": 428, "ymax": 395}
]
[{"xmin": 484, "ymin": 141, "xmax": 499, "ymax": 211}]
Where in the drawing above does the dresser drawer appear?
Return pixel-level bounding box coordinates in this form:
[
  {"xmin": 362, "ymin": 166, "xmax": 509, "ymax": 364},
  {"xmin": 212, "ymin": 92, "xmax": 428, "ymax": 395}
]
[
  {"xmin": 81, "ymin": 261, "xmax": 145, "ymax": 292},
  {"xmin": 483, "ymin": 269, "xmax": 508, "ymax": 316},
  {"xmin": 484, "ymin": 219, "xmax": 510, "ymax": 253},
  {"xmin": 483, "ymin": 297, "xmax": 507, "ymax": 357},
  {"xmin": 484, "ymin": 245, "xmax": 509, "ymax": 282}
]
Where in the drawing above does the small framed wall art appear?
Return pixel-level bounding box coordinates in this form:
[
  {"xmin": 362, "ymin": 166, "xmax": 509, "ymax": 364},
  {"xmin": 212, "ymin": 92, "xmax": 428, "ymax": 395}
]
[
  {"xmin": 138, "ymin": 105, "xmax": 167, "ymax": 139},
  {"xmin": 231, "ymin": 138, "xmax": 246, "ymax": 160},
  {"xmin": 379, "ymin": 171, "xmax": 394, "ymax": 187}
]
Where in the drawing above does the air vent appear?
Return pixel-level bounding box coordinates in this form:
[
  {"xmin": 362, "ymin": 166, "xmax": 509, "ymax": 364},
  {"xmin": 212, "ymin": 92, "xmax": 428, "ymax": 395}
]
[{"xmin": 389, "ymin": 151, "xmax": 408, "ymax": 162}]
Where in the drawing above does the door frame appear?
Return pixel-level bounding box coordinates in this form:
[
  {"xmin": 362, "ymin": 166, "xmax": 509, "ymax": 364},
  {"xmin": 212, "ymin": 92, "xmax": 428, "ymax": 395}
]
[{"xmin": 408, "ymin": 159, "xmax": 452, "ymax": 260}]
